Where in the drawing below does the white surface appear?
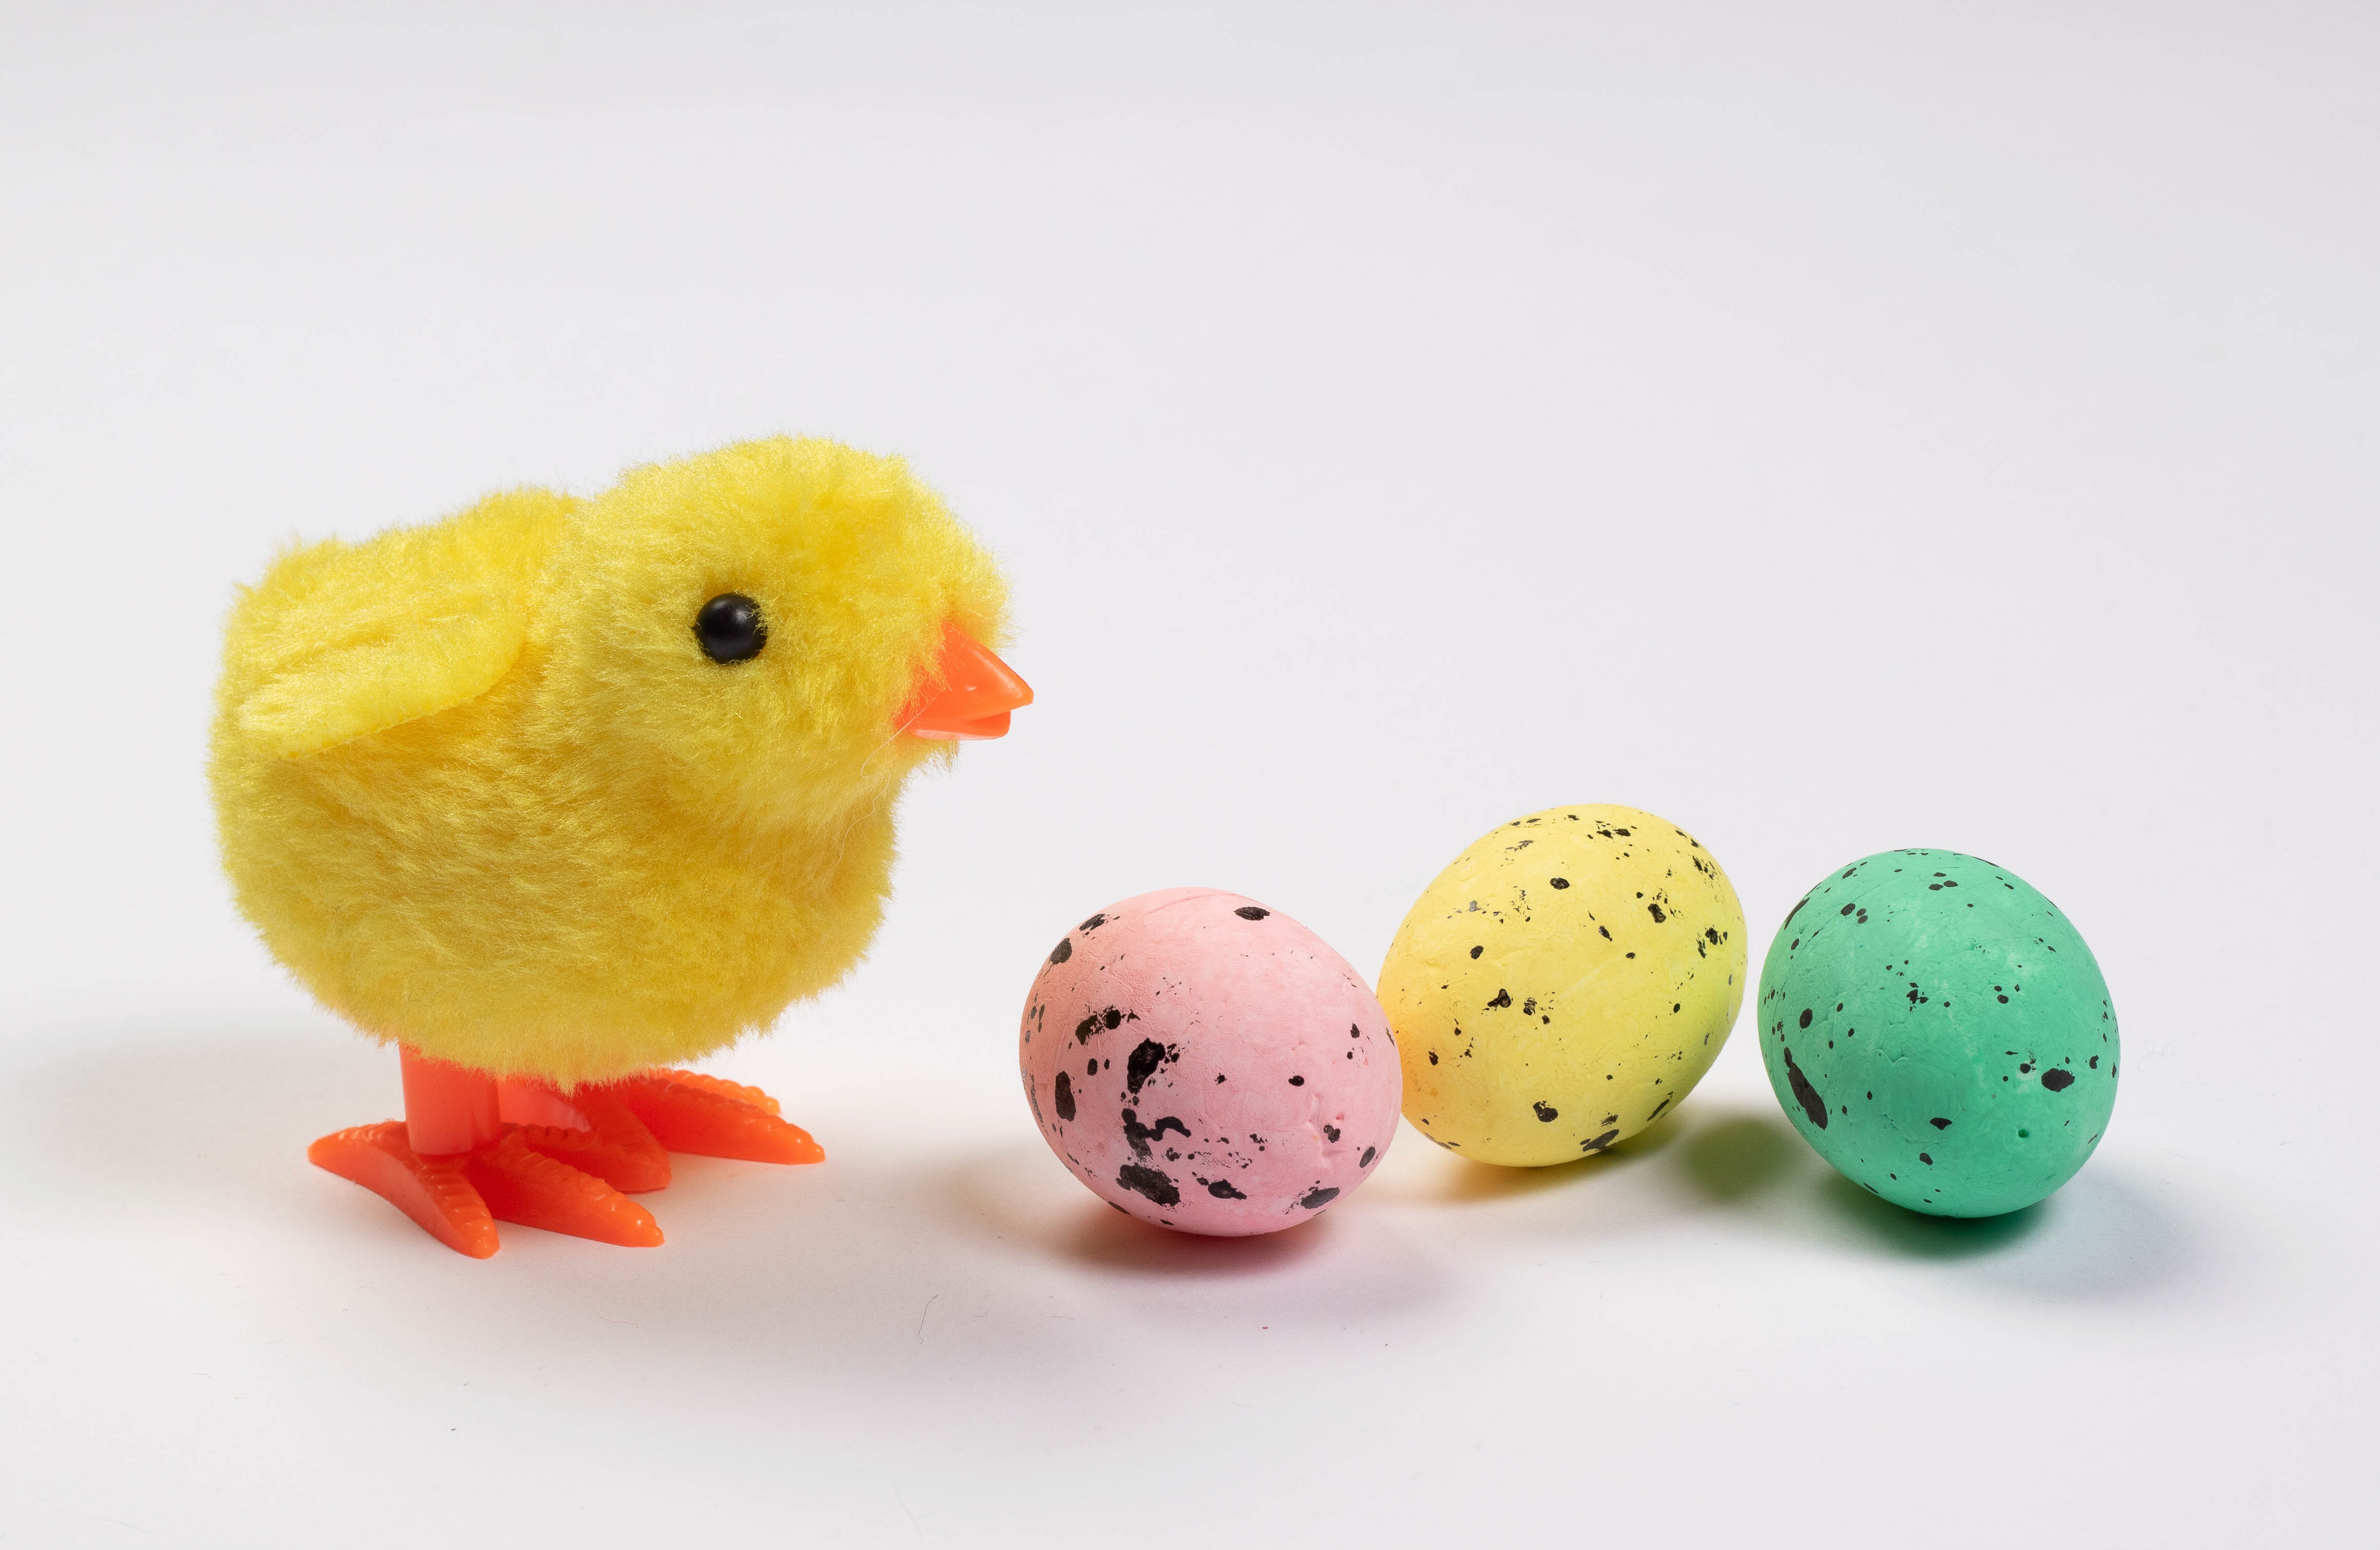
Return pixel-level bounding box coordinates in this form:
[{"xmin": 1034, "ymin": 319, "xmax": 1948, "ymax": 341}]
[{"xmin": 3, "ymin": 3, "xmax": 2374, "ymax": 1545}]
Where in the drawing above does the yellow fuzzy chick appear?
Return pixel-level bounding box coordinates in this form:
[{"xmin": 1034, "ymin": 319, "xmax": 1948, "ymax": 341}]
[{"xmin": 211, "ymin": 436, "xmax": 1031, "ymax": 1256}]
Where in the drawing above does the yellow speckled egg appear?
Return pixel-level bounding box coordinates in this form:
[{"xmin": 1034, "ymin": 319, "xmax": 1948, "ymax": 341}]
[{"xmin": 1379, "ymin": 804, "xmax": 1747, "ymax": 1166}]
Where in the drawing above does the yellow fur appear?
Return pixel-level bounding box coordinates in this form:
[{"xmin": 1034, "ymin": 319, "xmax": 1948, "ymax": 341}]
[{"xmin": 211, "ymin": 437, "xmax": 1010, "ymax": 1085}]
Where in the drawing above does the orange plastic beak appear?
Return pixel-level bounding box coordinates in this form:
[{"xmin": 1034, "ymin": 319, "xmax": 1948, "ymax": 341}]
[{"xmin": 901, "ymin": 621, "xmax": 1032, "ymax": 741}]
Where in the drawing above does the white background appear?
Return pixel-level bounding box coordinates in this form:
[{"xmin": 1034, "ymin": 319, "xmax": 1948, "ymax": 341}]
[{"xmin": 3, "ymin": 3, "xmax": 2374, "ymax": 1545}]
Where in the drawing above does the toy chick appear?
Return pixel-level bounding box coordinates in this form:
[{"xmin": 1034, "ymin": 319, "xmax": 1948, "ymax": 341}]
[{"xmin": 210, "ymin": 437, "xmax": 1031, "ymax": 1256}]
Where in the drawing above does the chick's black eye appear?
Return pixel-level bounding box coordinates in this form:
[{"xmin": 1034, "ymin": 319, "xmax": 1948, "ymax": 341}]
[{"xmin": 694, "ymin": 593, "xmax": 767, "ymax": 663}]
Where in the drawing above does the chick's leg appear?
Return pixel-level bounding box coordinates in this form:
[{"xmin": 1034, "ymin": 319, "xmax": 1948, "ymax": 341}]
[{"xmin": 308, "ymin": 1049, "xmax": 662, "ymax": 1256}]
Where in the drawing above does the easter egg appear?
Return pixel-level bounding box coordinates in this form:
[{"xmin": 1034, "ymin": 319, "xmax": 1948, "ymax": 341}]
[
  {"xmin": 1755, "ymin": 849, "xmax": 2119, "ymax": 1217},
  {"xmin": 1378, "ymin": 805, "xmax": 1747, "ymax": 1166},
  {"xmin": 1019, "ymin": 888, "xmax": 1401, "ymax": 1235}
]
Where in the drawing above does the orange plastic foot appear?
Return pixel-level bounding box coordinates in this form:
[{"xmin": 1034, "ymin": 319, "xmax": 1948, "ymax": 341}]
[
  {"xmin": 315, "ymin": 1062, "xmax": 817, "ymax": 1255},
  {"xmin": 309, "ymin": 1122, "xmax": 499, "ymax": 1259},
  {"xmin": 465, "ymin": 1131, "xmax": 662, "ymax": 1248},
  {"xmin": 606, "ymin": 1069, "xmax": 824, "ymax": 1164},
  {"xmin": 310, "ymin": 1120, "xmax": 660, "ymax": 1256},
  {"xmin": 513, "ymin": 1088, "xmax": 672, "ymax": 1194}
]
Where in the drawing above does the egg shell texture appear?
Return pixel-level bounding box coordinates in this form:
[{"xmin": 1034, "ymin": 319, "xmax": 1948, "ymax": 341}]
[
  {"xmin": 1019, "ymin": 888, "xmax": 1401, "ymax": 1236},
  {"xmin": 1379, "ymin": 804, "xmax": 1747, "ymax": 1167},
  {"xmin": 1757, "ymin": 849, "xmax": 2119, "ymax": 1218}
]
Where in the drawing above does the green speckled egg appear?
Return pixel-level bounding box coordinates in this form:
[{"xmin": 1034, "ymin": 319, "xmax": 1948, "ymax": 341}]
[{"xmin": 1756, "ymin": 849, "xmax": 2118, "ymax": 1217}]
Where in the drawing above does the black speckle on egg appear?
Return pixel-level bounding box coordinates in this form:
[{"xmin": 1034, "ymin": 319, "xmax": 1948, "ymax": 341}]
[
  {"xmin": 1115, "ymin": 1163, "xmax": 1180, "ymax": 1206},
  {"xmin": 1780, "ymin": 1046, "xmax": 1828, "ymax": 1129},
  {"xmin": 1125, "ymin": 1039, "xmax": 1168, "ymax": 1093}
]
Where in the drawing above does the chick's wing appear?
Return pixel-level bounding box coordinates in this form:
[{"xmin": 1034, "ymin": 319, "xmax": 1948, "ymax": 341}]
[{"xmin": 225, "ymin": 488, "xmax": 574, "ymax": 758}]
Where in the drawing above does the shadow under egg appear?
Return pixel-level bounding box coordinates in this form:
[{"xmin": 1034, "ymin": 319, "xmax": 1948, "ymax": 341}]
[
  {"xmin": 1816, "ymin": 1172, "xmax": 2048, "ymax": 1258},
  {"xmin": 1677, "ymin": 1111, "xmax": 1811, "ymax": 1204},
  {"xmin": 1059, "ymin": 1198, "xmax": 1337, "ymax": 1275},
  {"xmin": 942, "ymin": 1138, "xmax": 1335, "ymax": 1274},
  {"xmin": 1398, "ymin": 1106, "xmax": 1692, "ymax": 1204}
]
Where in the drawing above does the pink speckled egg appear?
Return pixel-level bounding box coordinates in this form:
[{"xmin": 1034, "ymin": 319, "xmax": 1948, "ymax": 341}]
[{"xmin": 1019, "ymin": 887, "xmax": 1401, "ymax": 1235}]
